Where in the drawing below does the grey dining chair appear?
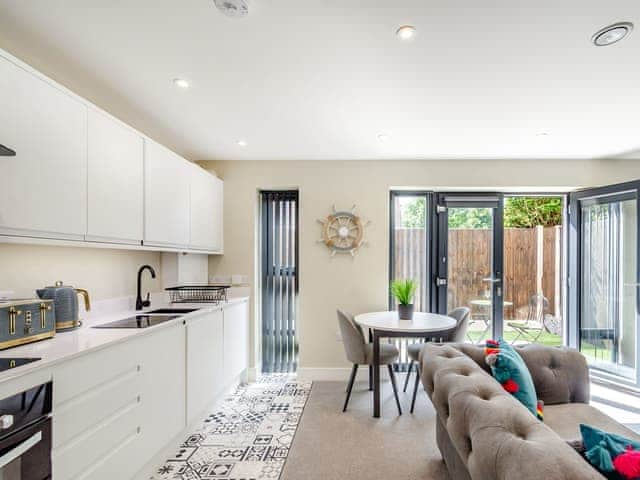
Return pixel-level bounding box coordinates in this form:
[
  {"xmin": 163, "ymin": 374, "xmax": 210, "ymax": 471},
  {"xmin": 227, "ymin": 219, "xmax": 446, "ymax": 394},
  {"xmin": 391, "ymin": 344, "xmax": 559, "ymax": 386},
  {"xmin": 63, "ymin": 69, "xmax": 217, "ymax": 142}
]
[
  {"xmin": 337, "ymin": 309, "xmax": 402, "ymax": 415},
  {"xmin": 403, "ymin": 307, "xmax": 471, "ymax": 413}
]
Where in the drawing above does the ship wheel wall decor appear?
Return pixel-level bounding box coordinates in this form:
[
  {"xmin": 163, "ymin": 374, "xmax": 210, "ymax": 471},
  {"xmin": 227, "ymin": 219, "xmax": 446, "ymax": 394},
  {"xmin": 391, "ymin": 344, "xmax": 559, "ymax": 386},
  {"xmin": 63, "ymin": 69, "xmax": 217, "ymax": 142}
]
[{"xmin": 317, "ymin": 205, "xmax": 370, "ymax": 256}]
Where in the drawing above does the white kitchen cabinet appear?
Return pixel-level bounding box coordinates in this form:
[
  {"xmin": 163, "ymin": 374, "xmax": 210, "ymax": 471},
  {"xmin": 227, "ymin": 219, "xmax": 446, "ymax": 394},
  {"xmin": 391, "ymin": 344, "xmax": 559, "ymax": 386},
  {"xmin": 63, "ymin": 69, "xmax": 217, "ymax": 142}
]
[
  {"xmin": 0, "ymin": 54, "xmax": 87, "ymax": 240},
  {"xmin": 214, "ymin": 175, "xmax": 224, "ymax": 252},
  {"xmin": 52, "ymin": 337, "xmax": 144, "ymax": 480},
  {"xmin": 186, "ymin": 310, "xmax": 224, "ymax": 423},
  {"xmin": 87, "ymin": 108, "xmax": 144, "ymax": 244},
  {"xmin": 52, "ymin": 322, "xmax": 185, "ymax": 480},
  {"xmin": 144, "ymin": 139, "xmax": 191, "ymax": 248},
  {"xmin": 223, "ymin": 301, "xmax": 250, "ymax": 385},
  {"xmin": 189, "ymin": 164, "xmax": 223, "ymax": 252},
  {"xmin": 41, "ymin": 300, "xmax": 250, "ymax": 480},
  {"xmin": 0, "ymin": 49, "xmax": 224, "ymax": 253},
  {"xmin": 138, "ymin": 322, "xmax": 186, "ymax": 463}
]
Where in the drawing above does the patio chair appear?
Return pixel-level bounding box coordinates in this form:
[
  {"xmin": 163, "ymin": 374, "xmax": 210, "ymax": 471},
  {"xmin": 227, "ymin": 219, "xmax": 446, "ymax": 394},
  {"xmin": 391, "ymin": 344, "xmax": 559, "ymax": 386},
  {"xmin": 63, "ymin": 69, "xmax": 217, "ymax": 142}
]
[
  {"xmin": 507, "ymin": 294, "xmax": 549, "ymax": 344},
  {"xmin": 466, "ymin": 302, "xmax": 491, "ymax": 344}
]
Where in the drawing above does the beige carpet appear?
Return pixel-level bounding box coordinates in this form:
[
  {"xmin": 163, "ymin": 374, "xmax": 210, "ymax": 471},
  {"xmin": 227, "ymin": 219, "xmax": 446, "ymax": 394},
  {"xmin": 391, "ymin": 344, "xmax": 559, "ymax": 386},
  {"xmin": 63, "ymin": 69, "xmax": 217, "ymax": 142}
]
[{"xmin": 281, "ymin": 378, "xmax": 449, "ymax": 480}]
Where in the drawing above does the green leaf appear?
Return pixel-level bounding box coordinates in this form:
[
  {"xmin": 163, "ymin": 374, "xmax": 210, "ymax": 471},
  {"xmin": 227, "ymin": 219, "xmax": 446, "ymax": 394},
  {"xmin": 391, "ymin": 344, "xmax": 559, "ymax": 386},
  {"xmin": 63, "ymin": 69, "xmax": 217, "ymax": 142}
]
[{"xmin": 390, "ymin": 279, "xmax": 417, "ymax": 305}]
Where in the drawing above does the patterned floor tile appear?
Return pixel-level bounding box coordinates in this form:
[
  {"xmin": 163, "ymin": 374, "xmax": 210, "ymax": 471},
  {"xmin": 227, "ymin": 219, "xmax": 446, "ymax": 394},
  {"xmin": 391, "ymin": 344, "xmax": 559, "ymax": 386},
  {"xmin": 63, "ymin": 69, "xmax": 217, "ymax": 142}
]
[{"xmin": 150, "ymin": 376, "xmax": 311, "ymax": 480}]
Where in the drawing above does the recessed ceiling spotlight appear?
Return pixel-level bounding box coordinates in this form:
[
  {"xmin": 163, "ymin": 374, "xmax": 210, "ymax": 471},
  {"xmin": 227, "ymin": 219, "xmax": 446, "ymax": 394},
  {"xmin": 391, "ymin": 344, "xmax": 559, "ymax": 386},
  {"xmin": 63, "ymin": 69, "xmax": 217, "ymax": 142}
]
[
  {"xmin": 396, "ymin": 25, "xmax": 416, "ymax": 41},
  {"xmin": 592, "ymin": 22, "xmax": 633, "ymax": 46},
  {"xmin": 536, "ymin": 132, "xmax": 549, "ymax": 137},
  {"xmin": 173, "ymin": 78, "xmax": 190, "ymax": 89},
  {"xmin": 237, "ymin": 140, "xmax": 248, "ymax": 147},
  {"xmin": 377, "ymin": 133, "xmax": 390, "ymax": 143}
]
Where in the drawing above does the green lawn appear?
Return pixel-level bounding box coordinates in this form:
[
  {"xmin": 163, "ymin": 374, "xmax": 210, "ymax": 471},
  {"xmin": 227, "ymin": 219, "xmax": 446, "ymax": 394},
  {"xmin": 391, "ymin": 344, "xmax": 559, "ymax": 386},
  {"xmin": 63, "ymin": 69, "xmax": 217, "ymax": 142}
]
[
  {"xmin": 467, "ymin": 330, "xmax": 562, "ymax": 347},
  {"xmin": 466, "ymin": 330, "xmax": 609, "ymax": 363}
]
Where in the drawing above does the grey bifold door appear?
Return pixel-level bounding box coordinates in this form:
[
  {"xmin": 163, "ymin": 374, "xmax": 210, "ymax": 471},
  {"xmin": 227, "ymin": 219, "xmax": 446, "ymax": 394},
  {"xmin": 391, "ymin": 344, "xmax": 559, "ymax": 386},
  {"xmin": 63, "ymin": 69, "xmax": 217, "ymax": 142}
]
[
  {"xmin": 261, "ymin": 190, "xmax": 299, "ymax": 373},
  {"xmin": 434, "ymin": 193, "xmax": 504, "ymax": 343},
  {"xmin": 569, "ymin": 181, "xmax": 639, "ymax": 387}
]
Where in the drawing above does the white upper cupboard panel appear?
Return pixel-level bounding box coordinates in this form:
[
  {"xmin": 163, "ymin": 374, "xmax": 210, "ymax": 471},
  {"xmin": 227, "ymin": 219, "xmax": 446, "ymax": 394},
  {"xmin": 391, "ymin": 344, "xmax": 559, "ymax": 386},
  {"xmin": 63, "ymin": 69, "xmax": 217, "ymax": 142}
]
[
  {"xmin": 87, "ymin": 108, "xmax": 144, "ymax": 244},
  {"xmin": 0, "ymin": 49, "xmax": 222, "ymax": 252},
  {"xmin": 214, "ymin": 175, "xmax": 224, "ymax": 253},
  {"xmin": 144, "ymin": 139, "xmax": 191, "ymax": 248},
  {"xmin": 0, "ymin": 54, "xmax": 87, "ymax": 239},
  {"xmin": 189, "ymin": 163, "xmax": 223, "ymax": 252}
]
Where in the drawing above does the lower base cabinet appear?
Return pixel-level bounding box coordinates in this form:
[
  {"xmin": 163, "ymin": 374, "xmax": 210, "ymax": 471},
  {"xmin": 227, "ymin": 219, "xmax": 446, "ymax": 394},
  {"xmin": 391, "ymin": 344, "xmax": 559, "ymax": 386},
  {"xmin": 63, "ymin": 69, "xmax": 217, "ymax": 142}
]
[
  {"xmin": 52, "ymin": 322, "xmax": 186, "ymax": 480},
  {"xmin": 186, "ymin": 310, "xmax": 224, "ymax": 424},
  {"xmin": 223, "ymin": 301, "xmax": 249, "ymax": 385},
  {"xmin": 138, "ymin": 322, "xmax": 187, "ymax": 463},
  {"xmin": 51, "ymin": 300, "xmax": 248, "ymax": 480}
]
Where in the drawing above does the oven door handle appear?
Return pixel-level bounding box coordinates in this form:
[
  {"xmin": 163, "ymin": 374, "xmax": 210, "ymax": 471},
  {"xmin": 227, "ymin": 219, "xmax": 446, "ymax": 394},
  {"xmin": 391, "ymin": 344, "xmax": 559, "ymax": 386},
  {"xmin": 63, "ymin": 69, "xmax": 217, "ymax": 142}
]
[{"xmin": 0, "ymin": 431, "xmax": 42, "ymax": 469}]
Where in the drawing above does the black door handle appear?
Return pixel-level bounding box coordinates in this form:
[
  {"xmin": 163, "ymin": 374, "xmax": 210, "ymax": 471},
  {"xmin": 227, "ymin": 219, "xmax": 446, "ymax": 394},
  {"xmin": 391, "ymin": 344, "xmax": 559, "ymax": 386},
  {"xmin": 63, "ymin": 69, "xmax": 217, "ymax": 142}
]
[{"xmin": 0, "ymin": 144, "xmax": 16, "ymax": 156}]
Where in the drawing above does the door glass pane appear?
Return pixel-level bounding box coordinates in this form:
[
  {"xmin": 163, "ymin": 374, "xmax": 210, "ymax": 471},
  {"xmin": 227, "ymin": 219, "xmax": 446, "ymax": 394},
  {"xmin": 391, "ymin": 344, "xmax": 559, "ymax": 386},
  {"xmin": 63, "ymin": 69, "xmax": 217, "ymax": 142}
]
[
  {"xmin": 580, "ymin": 198, "xmax": 637, "ymax": 379},
  {"xmin": 503, "ymin": 196, "xmax": 564, "ymax": 346},
  {"xmin": 261, "ymin": 191, "xmax": 299, "ymax": 374},
  {"xmin": 391, "ymin": 195, "xmax": 428, "ymax": 312},
  {"xmin": 447, "ymin": 207, "xmax": 493, "ymax": 343}
]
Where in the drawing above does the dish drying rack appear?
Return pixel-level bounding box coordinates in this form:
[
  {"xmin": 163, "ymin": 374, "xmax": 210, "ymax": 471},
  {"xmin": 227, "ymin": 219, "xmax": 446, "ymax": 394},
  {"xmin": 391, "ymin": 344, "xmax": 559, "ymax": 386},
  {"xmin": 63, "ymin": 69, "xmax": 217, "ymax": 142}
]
[{"xmin": 166, "ymin": 285, "xmax": 229, "ymax": 304}]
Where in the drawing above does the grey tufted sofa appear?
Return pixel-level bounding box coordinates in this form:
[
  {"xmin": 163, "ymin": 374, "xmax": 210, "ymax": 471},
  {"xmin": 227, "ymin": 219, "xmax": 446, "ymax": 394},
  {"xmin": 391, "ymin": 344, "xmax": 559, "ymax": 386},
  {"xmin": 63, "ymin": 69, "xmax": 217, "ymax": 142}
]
[{"xmin": 420, "ymin": 343, "xmax": 640, "ymax": 480}]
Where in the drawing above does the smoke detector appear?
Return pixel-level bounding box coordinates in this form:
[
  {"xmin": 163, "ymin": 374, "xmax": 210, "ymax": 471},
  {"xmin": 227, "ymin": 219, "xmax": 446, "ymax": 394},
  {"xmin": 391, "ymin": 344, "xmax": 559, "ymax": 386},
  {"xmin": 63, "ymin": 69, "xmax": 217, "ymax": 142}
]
[{"xmin": 214, "ymin": 0, "xmax": 249, "ymax": 18}]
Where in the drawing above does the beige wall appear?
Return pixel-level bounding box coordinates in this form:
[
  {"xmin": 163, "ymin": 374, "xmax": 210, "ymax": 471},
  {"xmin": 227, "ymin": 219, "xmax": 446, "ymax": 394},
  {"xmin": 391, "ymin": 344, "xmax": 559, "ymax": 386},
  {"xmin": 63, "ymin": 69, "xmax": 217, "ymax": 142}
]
[
  {"xmin": 0, "ymin": 243, "xmax": 162, "ymax": 301},
  {"xmin": 201, "ymin": 158, "xmax": 640, "ymax": 371}
]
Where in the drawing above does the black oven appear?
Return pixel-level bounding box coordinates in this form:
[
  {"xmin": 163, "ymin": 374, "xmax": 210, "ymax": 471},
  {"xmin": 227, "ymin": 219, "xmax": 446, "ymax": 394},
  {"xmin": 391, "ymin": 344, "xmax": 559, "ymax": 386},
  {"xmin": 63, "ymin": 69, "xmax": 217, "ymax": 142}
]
[{"xmin": 0, "ymin": 382, "xmax": 52, "ymax": 479}]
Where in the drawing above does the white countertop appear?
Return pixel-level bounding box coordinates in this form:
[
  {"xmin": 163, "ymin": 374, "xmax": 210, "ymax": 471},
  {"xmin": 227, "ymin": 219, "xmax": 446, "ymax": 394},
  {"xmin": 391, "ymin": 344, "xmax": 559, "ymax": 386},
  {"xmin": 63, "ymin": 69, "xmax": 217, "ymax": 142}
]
[{"xmin": 0, "ymin": 297, "xmax": 249, "ymax": 385}]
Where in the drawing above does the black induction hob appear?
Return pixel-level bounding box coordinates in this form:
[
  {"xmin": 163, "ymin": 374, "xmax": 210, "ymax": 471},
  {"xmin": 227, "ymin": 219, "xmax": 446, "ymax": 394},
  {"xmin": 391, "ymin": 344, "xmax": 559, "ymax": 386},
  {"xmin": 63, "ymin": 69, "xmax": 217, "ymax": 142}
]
[
  {"xmin": 0, "ymin": 357, "xmax": 41, "ymax": 373},
  {"xmin": 92, "ymin": 314, "xmax": 181, "ymax": 329}
]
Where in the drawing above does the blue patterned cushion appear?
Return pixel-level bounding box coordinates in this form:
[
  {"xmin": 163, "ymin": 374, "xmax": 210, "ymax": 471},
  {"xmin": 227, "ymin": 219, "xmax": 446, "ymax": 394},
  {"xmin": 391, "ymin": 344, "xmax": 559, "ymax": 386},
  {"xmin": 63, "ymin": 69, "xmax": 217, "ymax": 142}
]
[{"xmin": 485, "ymin": 339, "xmax": 540, "ymax": 419}]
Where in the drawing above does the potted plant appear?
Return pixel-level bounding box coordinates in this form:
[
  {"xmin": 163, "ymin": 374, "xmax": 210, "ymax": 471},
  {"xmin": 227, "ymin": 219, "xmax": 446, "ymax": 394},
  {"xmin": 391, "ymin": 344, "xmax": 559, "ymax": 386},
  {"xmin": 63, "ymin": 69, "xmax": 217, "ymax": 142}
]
[{"xmin": 391, "ymin": 279, "xmax": 417, "ymax": 320}]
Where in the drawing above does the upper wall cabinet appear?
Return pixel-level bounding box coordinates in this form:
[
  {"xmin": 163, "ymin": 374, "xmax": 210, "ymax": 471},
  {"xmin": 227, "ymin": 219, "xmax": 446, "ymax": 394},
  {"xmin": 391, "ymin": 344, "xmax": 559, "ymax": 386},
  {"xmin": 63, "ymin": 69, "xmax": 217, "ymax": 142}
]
[
  {"xmin": 0, "ymin": 49, "xmax": 223, "ymax": 253},
  {"xmin": 87, "ymin": 109, "xmax": 144, "ymax": 244},
  {"xmin": 0, "ymin": 54, "xmax": 88, "ymax": 239},
  {"xmin": 215, "ymin": 174, "xmax": 224, "ymax": 252},
  {"xmin": 144, "ymin": 139, "xmax": 191, "ymax": 249},
  {"xmin": 189, "ymin": 163, "xmax": 224, "ymax": 252}
]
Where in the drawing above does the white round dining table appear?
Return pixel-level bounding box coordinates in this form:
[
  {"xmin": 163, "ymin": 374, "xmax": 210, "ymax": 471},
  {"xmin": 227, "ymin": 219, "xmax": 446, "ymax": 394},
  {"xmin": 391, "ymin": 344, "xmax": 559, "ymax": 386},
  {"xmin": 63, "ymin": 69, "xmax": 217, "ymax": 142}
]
[{"xmin": 354, "ymin": 311, "xmax": 456, "ymax": 418}]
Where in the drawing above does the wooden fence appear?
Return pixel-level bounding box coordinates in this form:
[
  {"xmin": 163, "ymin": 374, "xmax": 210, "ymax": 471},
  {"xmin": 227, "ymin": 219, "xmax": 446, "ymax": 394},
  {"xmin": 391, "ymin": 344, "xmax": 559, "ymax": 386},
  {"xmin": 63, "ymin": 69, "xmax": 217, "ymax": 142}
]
[{"xmin": 393, "ymin": 226, "xmax": 562, "ymax": 319}]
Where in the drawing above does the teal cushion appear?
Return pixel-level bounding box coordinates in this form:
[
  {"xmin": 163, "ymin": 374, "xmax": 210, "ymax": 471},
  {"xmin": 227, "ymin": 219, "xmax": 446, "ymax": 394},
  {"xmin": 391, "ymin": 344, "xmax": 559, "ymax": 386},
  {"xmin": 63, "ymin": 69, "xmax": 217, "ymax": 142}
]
[
  {"xmin": 580, "ymin": 424, "xmax": 640, "ymax": 474},
  {"xmin": 485, "ymin": 339, "xmax": 539, "ymax": 418}
]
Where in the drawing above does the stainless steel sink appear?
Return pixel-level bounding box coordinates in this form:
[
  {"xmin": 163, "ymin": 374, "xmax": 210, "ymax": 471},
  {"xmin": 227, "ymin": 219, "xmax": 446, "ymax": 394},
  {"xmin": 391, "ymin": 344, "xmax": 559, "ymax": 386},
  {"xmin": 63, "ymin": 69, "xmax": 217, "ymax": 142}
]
[{"xmin": 145, "ymin": 308, "xmax": 201, "ymax": 314}]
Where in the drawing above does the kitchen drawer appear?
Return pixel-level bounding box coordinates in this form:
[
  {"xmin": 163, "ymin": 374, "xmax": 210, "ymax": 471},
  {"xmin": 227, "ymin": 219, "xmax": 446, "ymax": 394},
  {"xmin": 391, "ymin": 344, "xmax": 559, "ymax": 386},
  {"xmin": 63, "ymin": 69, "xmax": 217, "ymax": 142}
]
[
  {"xmin": 53, "ymin": 340, "xmax": 141, "ymax": 405},
  {"xmin": 53, "ymin": 363, "xmax": 141, "ymax": 448},
  {"xmin": 53, "ymin": 395, "xmax": 141, "ymax": 480},
  {"xmin": 71, "ymin": 434, "xmax": 145, "ymax": 480}
]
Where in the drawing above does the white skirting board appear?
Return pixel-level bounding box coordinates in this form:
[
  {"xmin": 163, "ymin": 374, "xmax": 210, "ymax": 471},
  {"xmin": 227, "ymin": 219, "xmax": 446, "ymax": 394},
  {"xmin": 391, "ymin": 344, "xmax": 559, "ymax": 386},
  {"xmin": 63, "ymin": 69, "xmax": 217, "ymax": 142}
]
[
  {"xmin": 247, "ymin": 363, "xmax": 262, "ymax": 382},
  {"xmin": 296, "ymin": 367, "xmax": 392, "ymax": 382},
  {"xmin": 133, "ymin": 368, "xmax": 248, "ymax": 480}
]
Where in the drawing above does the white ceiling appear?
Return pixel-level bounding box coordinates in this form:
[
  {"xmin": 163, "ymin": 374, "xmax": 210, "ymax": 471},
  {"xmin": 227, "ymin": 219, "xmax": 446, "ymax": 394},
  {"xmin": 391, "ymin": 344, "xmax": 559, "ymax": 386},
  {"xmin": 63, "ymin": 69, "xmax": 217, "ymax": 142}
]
[{"xmin": 1, "ymin": 0, "xmax": 639, "ymax": 161}]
